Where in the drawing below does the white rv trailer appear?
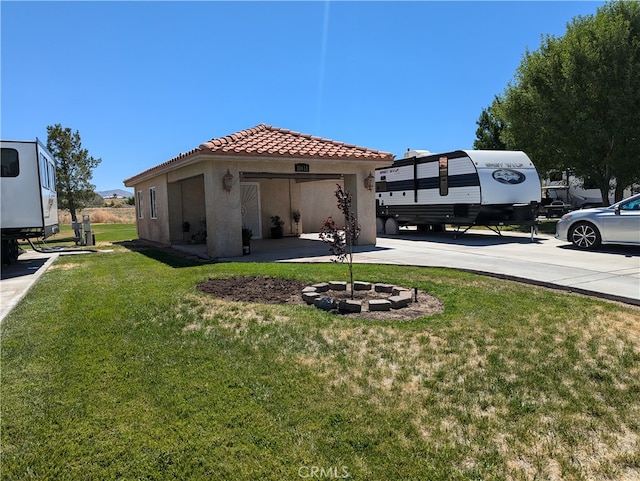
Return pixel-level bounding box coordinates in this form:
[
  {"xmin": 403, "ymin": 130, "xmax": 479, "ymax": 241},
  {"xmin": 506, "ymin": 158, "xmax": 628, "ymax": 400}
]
[
  {"xmin": 1, "ymin": 140, "xmax": 59, "ymax": 264},
  {"xmin": 542, "ymin": 174, "xmax": 637, "ymax": 209},
  {"xmin": 376, "ymin": 149, "xmax": 541, "ymax": 235}
]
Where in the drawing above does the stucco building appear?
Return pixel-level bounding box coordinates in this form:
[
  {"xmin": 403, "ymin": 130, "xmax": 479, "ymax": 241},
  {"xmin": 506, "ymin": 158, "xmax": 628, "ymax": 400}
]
[{"xmin": 123, "ymin": 124, "xmax": 395, "ymax": 258}]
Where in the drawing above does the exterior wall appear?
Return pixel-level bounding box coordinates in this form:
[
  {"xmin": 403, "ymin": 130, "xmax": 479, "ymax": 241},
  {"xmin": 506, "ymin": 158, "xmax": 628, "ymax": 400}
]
[
  {"xmin": 203, "ymin": 163, "xmax": 243, "ymax": 258},
  {"xmin": 300, "ymin": 180, "xmax": 343, "ymax": 232},
  {"xmin": 299, "ymin": 175, "xmax": 378, "ymax": 245},
  {"xmin": 134, "ymin": 175, "xmax": 170, "ymax": 245},
  {"xmin": 345, "ymin": 173, "xmax": 378, "ymax": 245},
  {"xmin": 258, "ymin": 178, "xmax": 310, "ymax": 237}
]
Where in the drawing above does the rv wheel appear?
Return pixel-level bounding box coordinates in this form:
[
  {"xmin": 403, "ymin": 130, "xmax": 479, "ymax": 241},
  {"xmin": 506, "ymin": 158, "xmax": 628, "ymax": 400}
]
[
  {"xmin": 384, "ymin": 218, "xmax": 399, "ymax": 235},
  {"xmin": 1, "ymin": 239, "xmax": 19, "ymax": 265},
  {"xmin": 376, "ymin": 217, "xmax": 385, "ymax": 234}
]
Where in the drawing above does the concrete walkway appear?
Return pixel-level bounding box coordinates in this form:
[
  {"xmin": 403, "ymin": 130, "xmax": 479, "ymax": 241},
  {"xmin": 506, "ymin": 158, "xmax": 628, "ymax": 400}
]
[{"xmin": 1, "ymin": 251, "xmax": 59, "ymax": 323}]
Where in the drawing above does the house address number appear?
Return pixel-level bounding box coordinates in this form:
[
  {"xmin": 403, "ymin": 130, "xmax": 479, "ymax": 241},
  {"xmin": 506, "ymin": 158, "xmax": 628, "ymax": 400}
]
[{"xmin": 295, "ymin": 163, "xmax": 310, "ymax": 173}]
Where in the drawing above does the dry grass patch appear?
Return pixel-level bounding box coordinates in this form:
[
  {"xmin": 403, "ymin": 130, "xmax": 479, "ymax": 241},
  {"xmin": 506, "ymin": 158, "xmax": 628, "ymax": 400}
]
[
  {"xmin": 47, "ymin": 262, "xmax": 81, "ymax": 271},
  {"xmin": 181, "ymin": 292, "xmax": 293, "ymax": 335},
  {"xmin": 58, "ymin": 206, "xmax": 136, "ymax": 224}
]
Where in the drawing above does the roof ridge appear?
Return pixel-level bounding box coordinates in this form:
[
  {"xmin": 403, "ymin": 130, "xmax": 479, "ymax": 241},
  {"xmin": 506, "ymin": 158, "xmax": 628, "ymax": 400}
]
[
  {"xmin": 199, "ymin": 124, "xmax": 268, "ymax": 150},
  {"xmin": 195, "ymin": 123, "xmax": 393, "ymax": 157},
  {"xmin": 257, "ymin": 124, "xmax": 386, "ymax": 154}
]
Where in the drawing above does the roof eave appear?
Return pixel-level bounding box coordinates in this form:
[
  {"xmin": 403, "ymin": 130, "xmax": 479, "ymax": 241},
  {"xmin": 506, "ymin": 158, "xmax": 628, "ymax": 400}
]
[
  {"xmin": 124, "ymin": 152, "xmax": 395, "ymax": 187},
  {"xmin": 123, "ymin": 150, "xmax": 208, "ymax": 186}
]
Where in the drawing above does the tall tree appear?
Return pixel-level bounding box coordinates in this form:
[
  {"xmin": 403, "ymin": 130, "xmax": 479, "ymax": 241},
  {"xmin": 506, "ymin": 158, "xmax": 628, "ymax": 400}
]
[
  {"xmin": 501, "ymin": 0, "xmax": 640, "ymax": 204},
  {"xmin": 46, "ymin": 124, "xmax": 102, "ymax": 222},
  {"xmin": 473, "ymin": 96, "xmax": 507, "ymax": 150}
]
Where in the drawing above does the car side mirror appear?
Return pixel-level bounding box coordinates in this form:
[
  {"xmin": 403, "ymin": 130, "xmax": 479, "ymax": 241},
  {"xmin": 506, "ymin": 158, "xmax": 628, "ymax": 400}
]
[{"xmin": 614, "ymin": 205, "xmax": 621, "ymax": 215}]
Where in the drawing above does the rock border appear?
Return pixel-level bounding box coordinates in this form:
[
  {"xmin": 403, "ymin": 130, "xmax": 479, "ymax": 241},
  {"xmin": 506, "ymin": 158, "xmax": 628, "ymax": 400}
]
[{"xmin": 302, "ymin": 281, "xmax": 417, "ymax": 314}]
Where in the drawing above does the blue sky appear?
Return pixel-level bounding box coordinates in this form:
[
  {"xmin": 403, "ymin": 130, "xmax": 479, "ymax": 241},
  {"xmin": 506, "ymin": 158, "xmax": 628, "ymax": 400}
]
[{"xmin": 2, "ymin": 1, "xmax": 603, "ymax": 192}]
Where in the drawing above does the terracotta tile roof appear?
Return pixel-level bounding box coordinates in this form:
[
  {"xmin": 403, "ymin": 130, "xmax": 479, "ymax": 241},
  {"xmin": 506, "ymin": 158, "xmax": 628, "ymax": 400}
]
[
  {"xmin": 198, "ymin": 124, "xmax": 394, "ymax": 160},
  {"xmin": 124, "ymin": 124, "xmax": 394, "ymax": 185}
]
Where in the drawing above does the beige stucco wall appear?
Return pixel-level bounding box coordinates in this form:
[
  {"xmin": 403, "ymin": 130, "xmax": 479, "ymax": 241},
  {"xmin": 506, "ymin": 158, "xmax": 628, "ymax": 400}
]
[
  {"xmin": 299, "ymin": 175, "xmax": 378, "ymax": 245},
  {"xmin": 300, "ymin": 180, "xmax": 343, "ymax": 232},
  {"xmin": 133, "ymin": 176, "xmax": 170, "ymax": 245}
]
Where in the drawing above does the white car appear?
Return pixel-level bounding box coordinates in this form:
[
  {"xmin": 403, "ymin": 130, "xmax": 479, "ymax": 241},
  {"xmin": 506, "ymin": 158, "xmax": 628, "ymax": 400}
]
[{"xmin": 555, "ymin": 193, "xmax": 640, "ymax": 249}]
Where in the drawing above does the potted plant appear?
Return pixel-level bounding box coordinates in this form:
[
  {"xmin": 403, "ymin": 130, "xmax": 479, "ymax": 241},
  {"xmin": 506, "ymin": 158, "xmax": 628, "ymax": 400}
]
[
  {"xmin": 242, "ymin": 226, "xmax": 252, "ymax": 255},
  {"xmin": 292, "ymin": 209, "xmax": 301, "ymax": 237},
  {"xmin": 270, "ymin": 215, "xmax": 284, "ymax": 239},
  {"xmin": 192, "ymin": 217, "xmax": 207, "ymax": 243}
]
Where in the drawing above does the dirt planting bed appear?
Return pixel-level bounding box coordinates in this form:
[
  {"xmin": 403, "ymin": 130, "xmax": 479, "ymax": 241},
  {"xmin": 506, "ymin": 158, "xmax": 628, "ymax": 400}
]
[{"xmin": 197, "ymin": 276, "xmax": 444, "ymax": 320}]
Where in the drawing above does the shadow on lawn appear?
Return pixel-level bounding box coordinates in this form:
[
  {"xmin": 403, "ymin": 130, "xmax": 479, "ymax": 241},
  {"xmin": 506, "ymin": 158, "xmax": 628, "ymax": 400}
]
[{"xmin": 115, "ymin": 240, "xmax": 212, "ymax": 268}]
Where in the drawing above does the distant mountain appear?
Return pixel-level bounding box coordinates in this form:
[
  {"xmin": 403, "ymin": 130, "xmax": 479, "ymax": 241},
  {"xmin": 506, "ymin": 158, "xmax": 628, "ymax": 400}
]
[{"xmin": 98, "ymin": 189, "xmax": 133, "ymax": 199}]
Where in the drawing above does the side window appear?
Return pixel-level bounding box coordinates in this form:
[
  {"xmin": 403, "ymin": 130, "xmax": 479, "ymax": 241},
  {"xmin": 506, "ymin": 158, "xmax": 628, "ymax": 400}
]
[
  {"xmin": 40, "ymin": 154, "xmax": 49, "ymax": 188},
  {"xmin": 137, "ymin": 190, "xmax": 144, "ymax": 219},
  {"xmin": 1, "ymin": 148, "xmax": 19, "ymax": 177},
  {"xmin": 621, "ymin": 198, "xmax": 640, "ymax": 211},
  {"xmin": 149, "ymin": 187, "xmax": 157, "ymax": 219},
  {"xmin": 47, "ymin": 160, "xmax": 56, "ymax": 191},
  {"xmin": 438, "ymin": 156, "xmax": 449, "ymax": 196}
]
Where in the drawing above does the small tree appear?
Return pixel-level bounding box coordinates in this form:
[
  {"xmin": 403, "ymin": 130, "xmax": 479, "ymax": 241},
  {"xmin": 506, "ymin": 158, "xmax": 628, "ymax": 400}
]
[
  {"xmin": 319, "ymin": 185, "xmax": 361, "ymax": 298},
  {"xmin": 46, "ymin": 124, "xmax": 102, "ymax": 222}
]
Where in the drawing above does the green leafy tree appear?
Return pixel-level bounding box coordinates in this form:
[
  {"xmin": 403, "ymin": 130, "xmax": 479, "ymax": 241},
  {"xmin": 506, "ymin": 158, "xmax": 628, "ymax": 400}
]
[
  {"xmin": 46, "ymin": 124, "xmax": 102, "ymax": 222},
  {"xmin": 500, "ymin": 1, "xmax": 640, "ymax": 204},
  {"xmin": 473, "ymin": 96, "xmax": 507, "ymax": 150}
]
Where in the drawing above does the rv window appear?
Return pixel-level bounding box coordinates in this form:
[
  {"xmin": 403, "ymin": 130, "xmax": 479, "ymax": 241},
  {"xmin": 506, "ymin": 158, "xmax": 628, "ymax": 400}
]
[
  {"xmin": 48, "ymin": 161, "xmax": 56, "ymax": 190},
  {"xmin": 39, "ymin": 154, "xmax": 50, "ymax": 188},
  {"xmin": 149, "ymin": 187, "xmax": 157, "ymax": 219},
  {"xmin": 1, "ymin": 148, "xmax": 19, "ymax": 177},
  {"xmin": 375, "ymin": 181, "xmax": 387, "ymax": 192},
  {"xmin": 439, "ymin": 156, "xmax": 449, "ymax": 196}
]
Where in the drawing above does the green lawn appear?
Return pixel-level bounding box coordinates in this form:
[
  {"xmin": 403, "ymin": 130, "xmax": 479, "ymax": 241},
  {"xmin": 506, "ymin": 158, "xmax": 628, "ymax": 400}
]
[
  {"xmin": 2, "ymin": 235, "xmax": 639, "ymax": 480},
  {"xmin": 22, "ymin": 223, "xmax": 138, "ymax": 248}
]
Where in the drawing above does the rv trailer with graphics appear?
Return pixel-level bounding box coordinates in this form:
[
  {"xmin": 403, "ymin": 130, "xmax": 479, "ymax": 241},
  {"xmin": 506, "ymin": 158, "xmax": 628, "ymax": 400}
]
[{"xmin": 375, "ymin": 150, "xmax": 541, "ymax": 235}]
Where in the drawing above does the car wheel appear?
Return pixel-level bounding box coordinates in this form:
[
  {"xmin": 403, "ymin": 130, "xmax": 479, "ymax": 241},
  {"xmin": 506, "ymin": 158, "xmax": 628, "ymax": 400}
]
[{"xmin": 569, "ymin": 222, "xmax": 601, "ymax": 249}]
